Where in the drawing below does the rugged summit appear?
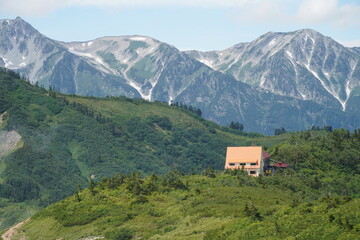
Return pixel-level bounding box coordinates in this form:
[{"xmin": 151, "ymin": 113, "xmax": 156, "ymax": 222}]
[
  {"xmin": 61, "ymin": 36, "xmax": 210, "ymax": 102},
  {"xmin": 186, "ymin": 29, "xmax": 360, "ymax": 111},
  {"xmin": 1, "ymin": 18, "xmax": 360, "ymax": 133},
  {"xmin": 0, "ymin": 17, "xmax": 139, "ymax": 98}
]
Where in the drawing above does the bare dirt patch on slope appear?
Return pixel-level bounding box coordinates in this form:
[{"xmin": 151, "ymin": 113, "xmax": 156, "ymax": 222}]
[
  {"xmin": 0, "ymin": 130, "xmax": 22, "ymax": 158},
  {"xmin": 0, "ymin": 112, "xmax": 5, "ymax": 125},
  {"xmin": 1, "ymin": 219, "xmax": 29, "ymax": 240},
  {"xmin": 0, "ymin": 112, "xmax": 22, "ymax": 158}
]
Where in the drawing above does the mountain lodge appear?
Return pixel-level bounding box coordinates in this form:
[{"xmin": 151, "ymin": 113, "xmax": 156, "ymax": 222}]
[{"xmin": 225, "ymin": 146, "xmax": 286, "ymax": 176}]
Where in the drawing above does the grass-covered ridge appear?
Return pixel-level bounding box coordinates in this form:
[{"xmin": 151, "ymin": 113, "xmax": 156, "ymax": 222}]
[
  {"xmin": 11, "ymin": 129, "xmax": 360, "ymax": 239},
  {"xmin": 10, "ymin": 170, "xmax": 360, "ymax": 240},
  {"xmin": 0, "ymin": 68, "xmax": 286, "ymax": 229}
]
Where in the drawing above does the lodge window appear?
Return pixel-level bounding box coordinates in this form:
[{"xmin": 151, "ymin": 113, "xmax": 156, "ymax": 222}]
[
  {"xmin": 239, "ymin": 163, "xmax": 246, "ymax": 166},
  {"xmin": 250, "ymin": 163, "xmax": 257, "ymax": 166},
  {"xmin": 249, "ymin": 171, "xmax": 256, "ymax": 174},
  {"xmin": 229, "ymin": 163, "xmax": 235, "ymax": 166}
]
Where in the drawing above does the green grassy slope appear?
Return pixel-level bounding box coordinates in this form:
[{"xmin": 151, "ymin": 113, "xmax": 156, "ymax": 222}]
[
  {"xmin": 0, "ymin": 68, "xmax": 286, "ymax": 229},
  {"xmin": 10, "ymin": 172, "xmax": 360, "ymax": 240},
  {"xmin": 1, "ymin": 68, "xmax": 359, "ymax": 238}
]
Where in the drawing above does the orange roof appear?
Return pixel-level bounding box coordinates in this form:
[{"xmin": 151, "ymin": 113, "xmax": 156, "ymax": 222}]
[{"xmin": 226, "ymin": 146, "xmax": 263, "ymax": 164}]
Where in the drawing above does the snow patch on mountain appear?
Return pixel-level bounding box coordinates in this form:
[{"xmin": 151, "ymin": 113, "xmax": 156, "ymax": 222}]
[
  {"xmin": 128, "ymin": 81, "xmax": 147, "ymax": 99},
  {"xmin": 69, "ymin": 48, "xmax": 105, "ymax": 66},
  {"xmin": 305, "ymin": 64, "xmax": 347, "ymax": 110},
  {"xmin": 269, "ymin": 38, "xmax": 277, "ymax": 47},
  {"xmin": 299, "ymin": 92, "xmax": 307, "ymax": 100},
  {"xmin": 260, "ymin": 75, "xmax": 266, "ymax": 87},
  {"xmin": 168, "ymin": 96, "xmax": 173, "ymax": 105},
  {"xmin": 199, "ymin": 58, "xmax": 214, "ymax": 68},
  {"xmin": 67, "ymin": 47, "xmax": 113, "ymax": 74},
  {"xmin": 346, "ymin": 81, "xmax": 351, "ymax": 97},
  {"xmin": 130, "ymin": 37, "xmax": 147, "ymax": 41},
  {"xmin": 323, "ymin": 71, "xmax": 330, "ymax": 79},
  {"xmin": 286, "ymin": 50, "xmax": 294, "ymax": 59},
  {"xmin": 0, "ymin": 56, "xmax": 14, "ymax": 68}
]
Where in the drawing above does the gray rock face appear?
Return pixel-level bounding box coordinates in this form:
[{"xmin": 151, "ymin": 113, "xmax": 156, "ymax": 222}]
[
  {"xmin": 1, "ymin": 18, "xmax": 360, "ymax": 134},
  {"xmin": 0, "ymin": 17, "xmax": 140, "ymax": 98},
  {"xmin": 186, "ymin": 29, "xmax": 360, "ymax": 112}
]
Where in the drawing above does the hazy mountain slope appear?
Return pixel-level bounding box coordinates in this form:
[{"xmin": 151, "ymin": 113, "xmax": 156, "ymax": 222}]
[
  {"xmin": 173, "ymin": 70, "xmax": 360, "ymax": 134},
  {"xmin": 49, "ymin": 27, "xmax": 360, "ymax": 133},
  {"xmin": 186, "ymin": 29, "xmax": 360, "ymax": 112},
  {"xmin": 61, "ymin": 36, "xmax": 222, "ymax": 103}
]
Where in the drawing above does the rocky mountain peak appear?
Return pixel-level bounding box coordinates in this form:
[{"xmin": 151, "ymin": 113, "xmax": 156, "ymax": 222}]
[
  {"xmin": 295, "ymin": 28, "xmax": 321, "ymax": 36},
  {"xmin": 188, "ymin": 28, "xmax": 360, "ymax": 112},
  {"xmin": 1, "ymin": 18, "xmax": 360, "ymax": 133},
  {"xmin": 0, "ymin": 17, "xmax": 39, "ymax": 37}
]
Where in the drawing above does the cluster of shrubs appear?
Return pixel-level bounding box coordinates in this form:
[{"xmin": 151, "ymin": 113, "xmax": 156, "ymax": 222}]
[{"xmin": 170, "ymin": 101, "xmax": 202, "ymax": 116}]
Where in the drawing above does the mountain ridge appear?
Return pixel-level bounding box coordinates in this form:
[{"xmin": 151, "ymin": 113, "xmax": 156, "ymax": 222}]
[
  {"xmin": 185, "ymin": 28, "xmax": 360, "ymax": 112},
  {"xmin": 1, "ymin": 17, "xmax": 360, "ymax": 134}
]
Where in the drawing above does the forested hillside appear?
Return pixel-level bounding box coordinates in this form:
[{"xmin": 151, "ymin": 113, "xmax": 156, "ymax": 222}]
[
  {"xmin": 1, "ymin": 67, "xmax": 359, "ymax": 237},
  {"xmin": 10, "ymin": 164, "xmax": 360, "ymax": 239},
  {"xmin": 8, "ymin": 130, "xmax": 360, "ymax": 239},
  {"xmin": 0, "ymin": 68, "xmax": 285, "ymax": 229}
]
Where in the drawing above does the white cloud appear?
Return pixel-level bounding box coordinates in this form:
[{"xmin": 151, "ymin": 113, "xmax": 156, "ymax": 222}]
[
  {"xmin": 75, "ymin": 0, "xmax": 249, "ymax": 8},
  {"xmin": 296, "ymin": 0, "xmax": 338, "ymax": 22},
  {"xmin": 0, "ymin": 0, "xmax": 251, "ymax": 16},
  {"xmin": 0, "ymin": 0, "xmax": 71, "ymax": 16},
  {"xmin": 232, "ymin": 0, "xmax": 360, "ymax": 28},
  {"xmin": 231, "ymin": 0, "xmax": 291, "ymax": 24},
  {"xmin": 1, "ymin": 0, "xmax": 360, "ymax": 31},
  {"xmin": 338, "ymin": 39, "xmax": 360, "ymax": 47},
  {"xmin": 296, "ymin": 0, "xmax": 360, "ymax": 28}
]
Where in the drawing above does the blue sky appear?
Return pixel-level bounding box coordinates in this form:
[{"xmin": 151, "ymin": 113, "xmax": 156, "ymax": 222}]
[{"xmin": 0, "ymin": 0, "xmax": 360, "ymax": 51}]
